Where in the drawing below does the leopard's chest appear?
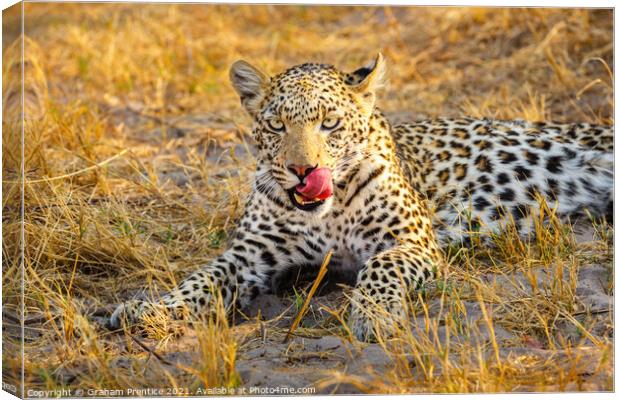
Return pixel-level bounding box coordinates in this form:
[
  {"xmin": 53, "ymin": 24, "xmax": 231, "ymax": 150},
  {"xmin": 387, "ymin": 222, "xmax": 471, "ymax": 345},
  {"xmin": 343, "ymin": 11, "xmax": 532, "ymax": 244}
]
[{"xmin": 310, "ymin": 208, "xmax": 392, "ymax": 271}]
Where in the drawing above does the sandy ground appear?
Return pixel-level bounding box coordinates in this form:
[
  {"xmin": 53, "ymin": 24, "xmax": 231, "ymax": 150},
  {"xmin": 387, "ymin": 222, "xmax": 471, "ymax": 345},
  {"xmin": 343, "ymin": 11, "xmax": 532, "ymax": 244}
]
[{"xmin": 83, "ymin": 247, "xmax": 611, "ymax": 394}]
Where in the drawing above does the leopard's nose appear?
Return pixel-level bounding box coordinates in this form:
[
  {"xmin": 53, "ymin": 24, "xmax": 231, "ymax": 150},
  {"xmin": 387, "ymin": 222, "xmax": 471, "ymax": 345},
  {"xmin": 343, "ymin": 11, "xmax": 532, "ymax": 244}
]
[{"xmin": 287, "ymin": 164, "xmax": 317, "ymax": 179}]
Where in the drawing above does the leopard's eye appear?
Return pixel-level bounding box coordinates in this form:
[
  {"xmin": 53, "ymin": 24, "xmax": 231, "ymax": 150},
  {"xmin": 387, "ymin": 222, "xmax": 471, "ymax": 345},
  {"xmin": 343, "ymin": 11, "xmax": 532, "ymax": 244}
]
[
  {"xmin": 266, "ymin": 119, "xmax": 285, "ymax": 133},
  {"xmin": 321, "ymin": 116, "xmax": 341, "ymax": 131}
]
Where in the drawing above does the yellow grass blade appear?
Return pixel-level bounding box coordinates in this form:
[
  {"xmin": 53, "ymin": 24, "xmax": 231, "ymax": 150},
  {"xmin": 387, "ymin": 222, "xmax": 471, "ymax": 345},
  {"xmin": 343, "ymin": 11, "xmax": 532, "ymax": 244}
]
[
  {"xmin": 283, "ymin": 249, "xmax": 333, "ymax": 343},
  {"xmin": 3, "ymin": 149, "xmax": 129, "ymax": 184}
]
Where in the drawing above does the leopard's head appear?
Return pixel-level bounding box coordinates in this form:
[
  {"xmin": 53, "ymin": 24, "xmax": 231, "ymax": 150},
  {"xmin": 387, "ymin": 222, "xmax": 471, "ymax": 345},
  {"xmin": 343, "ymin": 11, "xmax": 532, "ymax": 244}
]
[{"xmin": 229, "ymin": 54, "xmax": 385, "ymax": 216}]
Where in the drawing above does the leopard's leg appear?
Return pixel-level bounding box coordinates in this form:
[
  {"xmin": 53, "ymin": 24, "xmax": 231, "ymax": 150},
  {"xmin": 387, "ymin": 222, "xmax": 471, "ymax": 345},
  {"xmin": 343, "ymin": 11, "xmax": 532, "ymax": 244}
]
[
  {"xmin": 348, "ymin": 243, "xmax": 441, "ymax": 341},
  {"xmin": 109, "ymin": 240, "xmax": 278, "ymax": 329}
]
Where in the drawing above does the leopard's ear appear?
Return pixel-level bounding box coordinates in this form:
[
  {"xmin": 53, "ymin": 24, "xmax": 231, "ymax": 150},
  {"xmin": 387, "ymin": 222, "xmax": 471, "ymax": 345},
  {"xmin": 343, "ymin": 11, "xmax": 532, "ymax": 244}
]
[
  {"xmin": 229, "ymin": 60, "xmax": 269, "ymax": 116},
  {"xmin": 347, "ymin": 53, "xmax": 386, "ymax": 114}
]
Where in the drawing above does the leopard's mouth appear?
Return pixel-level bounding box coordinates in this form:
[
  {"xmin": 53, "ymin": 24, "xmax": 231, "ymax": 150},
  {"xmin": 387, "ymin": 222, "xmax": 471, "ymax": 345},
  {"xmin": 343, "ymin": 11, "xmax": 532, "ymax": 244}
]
[{"xmin": 287, "ymin": 188, "xmax": 326, "ymax": 211}]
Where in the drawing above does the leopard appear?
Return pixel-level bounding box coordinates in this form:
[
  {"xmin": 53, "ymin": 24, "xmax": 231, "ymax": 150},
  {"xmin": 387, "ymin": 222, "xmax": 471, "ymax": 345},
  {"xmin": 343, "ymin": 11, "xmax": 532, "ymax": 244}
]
[
  {"xmin": 109, "ymin": 53, "xmax": 613, "ymax": 341},
  {"xmin": 393, "ymin": 117, "xmax": 613, "ymax": 244}
]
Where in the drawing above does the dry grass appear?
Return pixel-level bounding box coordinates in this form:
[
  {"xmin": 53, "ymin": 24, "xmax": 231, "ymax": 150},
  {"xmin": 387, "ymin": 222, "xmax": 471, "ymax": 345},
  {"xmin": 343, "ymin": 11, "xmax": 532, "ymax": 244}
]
[
  {"xmin": 2, "ymin": 4, "xmax": 613, "ymax": 395},
  {"xmin": 349, "ymin": 209, "xmax": 613, "ymax": 393}
]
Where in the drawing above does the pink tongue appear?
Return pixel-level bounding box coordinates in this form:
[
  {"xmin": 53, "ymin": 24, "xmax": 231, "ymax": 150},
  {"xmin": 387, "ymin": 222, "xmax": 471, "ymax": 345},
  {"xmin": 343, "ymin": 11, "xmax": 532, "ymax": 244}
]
[{"xmin": 296, "ymin": 168, "xmax": 333, "ymax": 200}]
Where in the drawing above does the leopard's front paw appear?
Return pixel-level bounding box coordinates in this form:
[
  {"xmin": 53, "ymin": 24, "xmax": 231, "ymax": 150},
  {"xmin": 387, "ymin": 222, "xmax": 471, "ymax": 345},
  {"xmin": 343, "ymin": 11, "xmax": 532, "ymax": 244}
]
[
  {"xmin": 348, "ymin": 304, "xmax": 378, "ymax": 342},
  {"xmin": 348, "ymin": 291, "xmax": 406, "ymax": 342}
]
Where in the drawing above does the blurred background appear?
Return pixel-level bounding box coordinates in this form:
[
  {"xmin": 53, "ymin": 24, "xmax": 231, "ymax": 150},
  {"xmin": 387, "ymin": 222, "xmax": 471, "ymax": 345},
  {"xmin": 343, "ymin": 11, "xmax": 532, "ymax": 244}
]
[{"xmin": 4, "ymin": 4, "xmax": 614, "ymax": 122}]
